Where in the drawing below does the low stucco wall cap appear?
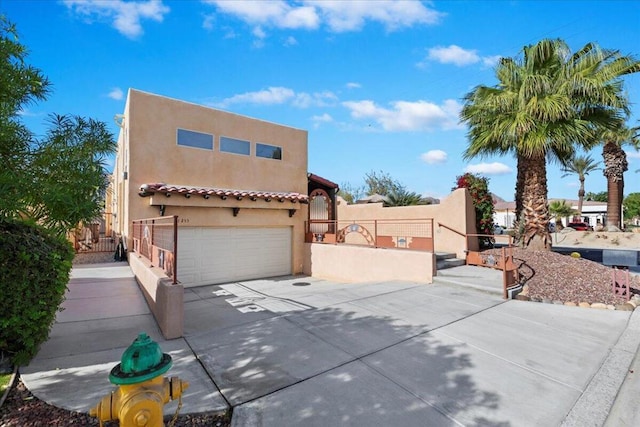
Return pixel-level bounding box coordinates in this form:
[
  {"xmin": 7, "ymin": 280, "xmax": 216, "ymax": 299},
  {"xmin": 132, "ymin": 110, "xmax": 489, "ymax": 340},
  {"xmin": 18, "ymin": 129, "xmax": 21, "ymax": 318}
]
[{"xmin": 139, "ymin": 182, "xmax": 309, "ymax": 203}]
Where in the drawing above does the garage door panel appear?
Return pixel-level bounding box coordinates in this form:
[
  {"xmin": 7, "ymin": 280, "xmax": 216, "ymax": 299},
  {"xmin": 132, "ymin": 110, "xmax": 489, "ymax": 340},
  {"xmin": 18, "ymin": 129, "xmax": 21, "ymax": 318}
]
[{"xmin": 177, "ymin": 227, "xmax": 292, "ymax": 287}]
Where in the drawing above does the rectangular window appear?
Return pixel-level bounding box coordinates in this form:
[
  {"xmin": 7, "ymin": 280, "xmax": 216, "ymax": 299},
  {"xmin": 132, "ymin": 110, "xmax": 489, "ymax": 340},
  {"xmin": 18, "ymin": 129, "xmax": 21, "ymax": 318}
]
[
  {"xmin": 220, "ymin": 136, "xmax": 250, "ymax": 156},
  {"xmin": 256, "ymin": 143, "xmax": 282, "ymax": 160},
  {"xmin": 177, "ymin": 128, "xmax": 213, "ymax": 150}
]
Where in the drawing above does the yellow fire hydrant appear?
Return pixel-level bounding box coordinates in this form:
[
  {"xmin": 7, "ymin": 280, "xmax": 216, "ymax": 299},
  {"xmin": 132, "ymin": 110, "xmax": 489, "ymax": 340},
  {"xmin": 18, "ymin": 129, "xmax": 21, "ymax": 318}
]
[{"xmin": 90, "ymin": 332, "xmax": 189, "ymax": 426}]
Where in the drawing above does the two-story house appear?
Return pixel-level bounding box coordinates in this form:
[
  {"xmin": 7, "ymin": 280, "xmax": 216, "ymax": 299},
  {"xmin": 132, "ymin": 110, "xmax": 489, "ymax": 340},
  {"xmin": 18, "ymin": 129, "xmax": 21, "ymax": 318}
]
[{"xmin": 111, "ymin": 89, "xmax": 309, "ymax": 287}]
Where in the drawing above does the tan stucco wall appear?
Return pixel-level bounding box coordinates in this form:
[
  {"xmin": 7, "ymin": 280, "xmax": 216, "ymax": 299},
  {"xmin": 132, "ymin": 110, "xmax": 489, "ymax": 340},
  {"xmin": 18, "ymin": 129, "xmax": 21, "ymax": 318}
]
[
  {"xmin": 129, "ymin": 254, "xmax": 184, "ymax": 339},
  {"xmin": 112, "ymin": 89, "xmax": 308, "ymax": 274},
  {"xmin": 337, "ymin": 188, "xmax": 478, "ymax": 259},
  {"xmin": 304, "ymin": 243, "xmax": 435, "ymax": 284}
]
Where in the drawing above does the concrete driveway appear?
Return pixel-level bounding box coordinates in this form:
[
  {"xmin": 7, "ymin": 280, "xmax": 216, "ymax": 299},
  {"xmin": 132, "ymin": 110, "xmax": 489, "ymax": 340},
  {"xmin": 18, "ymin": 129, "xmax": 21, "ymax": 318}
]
[{"xmin": 21, "ymin": 263, "xmax": 640, "ymax": 426}]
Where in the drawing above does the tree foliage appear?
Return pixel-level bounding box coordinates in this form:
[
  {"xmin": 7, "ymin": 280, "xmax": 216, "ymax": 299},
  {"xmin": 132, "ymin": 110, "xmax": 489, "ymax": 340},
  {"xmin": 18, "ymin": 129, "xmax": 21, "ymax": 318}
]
[
  {"xmin": 0, "ymin": 17, "xmax": 115, "ymax": 365},
  {"xmin": 364, "ymin": 170, "xmax": 405, "ymax": 197},
  {"xmin": 585, "ymin": 191, "xmax": 608, "ymax": 202},
  {"xmin": 561, "ymin": 154, "xmax": 600, "ymax": 216},
  {"xmin": 460, "ymin": 38, "xmax": 640, "ymax": 250},
  {"xmin": 548, "ymin": 200, "xmax": 576, "ymax": 227},
  {"xmin": 0, "ymin": 17, "xmax": 115, "ymax": 236},
  {"xmin": 337, "ymin": 182, "xmax": 365, "ymax": 204},
  {"xmin": 385, "ymin": 188, "xmax": 424, "ymax": 207},
  {"xmin": 453, "ymin": 173, "xmax": 495, "ymax": 246},
  {"xmin": 338, "ymin": 170, "xmax": 412, "ymax": 204},
  {"xmin": 624, "ymin": 193, "xmax": 640, "ymax": 220},
  {"xmin": 0, "ymin": 218, "xmax": 74, "ymax": 365}
]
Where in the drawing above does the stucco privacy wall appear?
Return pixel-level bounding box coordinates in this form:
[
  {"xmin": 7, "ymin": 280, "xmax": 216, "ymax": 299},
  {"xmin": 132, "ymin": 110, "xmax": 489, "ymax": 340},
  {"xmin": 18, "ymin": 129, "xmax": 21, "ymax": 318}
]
[
  {"xmin": 337, "ymin": 188, "xmax": 478, "ymax": 258},
  {"xmin": 304, "ymin": 243, "xmax": 436, "ymax": 283},
  {"xmin": 111, "ymin": 89, "xmax": 309, "ymax": 274},
  {"xmin": 129, "ymin": 254, "xmax": 184, "ymax": 339}
]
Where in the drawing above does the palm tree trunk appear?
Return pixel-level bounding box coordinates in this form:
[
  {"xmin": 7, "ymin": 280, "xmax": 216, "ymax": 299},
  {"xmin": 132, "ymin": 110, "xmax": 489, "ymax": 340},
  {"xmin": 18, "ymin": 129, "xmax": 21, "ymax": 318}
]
[
  {"xmin": 520, "ymin": 154, "xmax": 551, "ymax": 250},
  {"xmin": 577, "ymin": 178, "xmax": 585, "ymax": 218},
  {"xmin": 607, "ymin": 176, "xmax": 620, "ymax": 228},
  {"xmin": 603, "ymin": 141, "xmax": 628, "ymax": 230}
]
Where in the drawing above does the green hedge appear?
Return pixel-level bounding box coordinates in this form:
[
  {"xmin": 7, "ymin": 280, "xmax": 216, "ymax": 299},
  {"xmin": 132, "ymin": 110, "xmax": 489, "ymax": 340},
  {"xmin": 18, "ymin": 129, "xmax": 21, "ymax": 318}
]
[{"xmin": 0, "ymin": 219, "xmax": 73, "ymax": 365}]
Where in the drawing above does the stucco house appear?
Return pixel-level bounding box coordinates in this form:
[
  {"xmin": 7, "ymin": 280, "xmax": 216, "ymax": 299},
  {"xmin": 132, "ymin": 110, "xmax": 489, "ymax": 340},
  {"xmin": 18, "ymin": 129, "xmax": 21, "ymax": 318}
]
[{"xmin": 111, "ymin": 89, "xmax": 310, "ymax": 288}]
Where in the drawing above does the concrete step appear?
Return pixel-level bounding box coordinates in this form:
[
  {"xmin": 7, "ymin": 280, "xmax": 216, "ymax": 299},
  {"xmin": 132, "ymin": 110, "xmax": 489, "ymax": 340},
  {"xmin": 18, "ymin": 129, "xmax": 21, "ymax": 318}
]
[
  {"xmin": 435, "ymin": 252, "xmax": 457, "ymax": 261},
  {"xmin": 436, "ymin": 257, "xmax": 466, "ymax": 270}
]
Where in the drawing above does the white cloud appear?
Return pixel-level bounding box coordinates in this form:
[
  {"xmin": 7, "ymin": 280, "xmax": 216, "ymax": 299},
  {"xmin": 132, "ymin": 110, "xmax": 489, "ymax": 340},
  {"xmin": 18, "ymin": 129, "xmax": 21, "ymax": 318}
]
[
  {"xmin": 427, "ymin": 45, "xmax": 479, "ymax": 66},
  {"xmin": 311, "ymin": 113, "xmax": 333, "ymax": 128},
  {"xmin": 204, "ymin": 0, "xmax": 443, "ymax": 34},
  {"xmin": 18, "ymin": 108, "xmax": 44, "ymax": 117},
  {"xmin": 107, "ymin": 87, "xmax": 124, "ymax": 100},
  {"xmin": 284, "ymin": 36, "xmax": 298, "ymax": 46},
  {"xmin": 625, "ymin": 150, "xmax": 640, "ymax": 159},
  {"xmin": 218, "ymin": 87, "xmax": 295, "ymax": 107},
  {"xmin": 215, "ymin": 87, "xmax": 338, "ymax": 109},
  {"xmin": 482, "ymin": 55, "xmax": 502, "ymax": 67},
  {"xmin": 464, "ymin": 162, "xmax": 512, "ymax": 175},
  {"xmin": 63, "ymin": 0, "xmax": 170, "ymax": 39},
  {"xmin": 342, "ymin": 98, "xmax": 462, "ymax": 131},
  {"xmin": 424, "ymin": 45, "xmax": 499, "ymax": 68},
  {"xmin": 421, "ymin": 150, "xmax": 447, "ymax": 164},
  {"xmin": 202, "ymin": 14, "xmax": 215, "ymax": 30},
  {"xmin": 309, "ymin": 0, "xmax": 444, "ymax": 32},
  {"xmin": 204, "ymin": 0, "xmax": 319, "ymax": 30},
  {"xmin": 312, "ymin": 113, "xmax": 333, "ymax": 122},
  {"xmin": 346, "ymin": 82, "xmax": 361, "ymax": 89}
]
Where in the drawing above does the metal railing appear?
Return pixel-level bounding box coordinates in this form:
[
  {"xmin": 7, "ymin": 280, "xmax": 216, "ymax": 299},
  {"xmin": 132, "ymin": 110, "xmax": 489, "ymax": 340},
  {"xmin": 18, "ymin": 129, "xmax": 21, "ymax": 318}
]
[
  {"xmin": 132, "ymin": 216, "xmax": 178, "ymax": 284},
  {"xmin": 464, "ymin": 233, "xmax": 519, "ymax": 299},
  {"xmin": 305, "ymin": 219, "xmax": 434, "ymax": 252},
  {"xmin": 72, "ymin": 216, "xmax": 118, "ymax": 254}
]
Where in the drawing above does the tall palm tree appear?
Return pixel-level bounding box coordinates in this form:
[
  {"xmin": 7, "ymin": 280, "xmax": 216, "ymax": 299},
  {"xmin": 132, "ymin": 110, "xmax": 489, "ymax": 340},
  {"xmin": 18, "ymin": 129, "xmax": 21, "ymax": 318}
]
[
  {"xmin": 560, "ymin": 155, "xmax": 601, "ymax": 218},
  {"xmin": 461, "ymin": 39, "xmax": 640, "ymax": 250},
  {"xmin": 600, "ymin": 124, "xmax": 639, "ymax": 229}
]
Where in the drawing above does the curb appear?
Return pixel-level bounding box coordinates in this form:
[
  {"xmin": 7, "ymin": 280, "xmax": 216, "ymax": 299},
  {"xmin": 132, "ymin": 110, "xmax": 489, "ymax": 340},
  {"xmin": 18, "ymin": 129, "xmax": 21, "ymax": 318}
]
[
  {"xmin": 561, "ymin": 309, "xmax": 640, "ymax": 426},
  {"xmin": 0, "ymin": 366, "xmax": 18, "ymax": 409}
]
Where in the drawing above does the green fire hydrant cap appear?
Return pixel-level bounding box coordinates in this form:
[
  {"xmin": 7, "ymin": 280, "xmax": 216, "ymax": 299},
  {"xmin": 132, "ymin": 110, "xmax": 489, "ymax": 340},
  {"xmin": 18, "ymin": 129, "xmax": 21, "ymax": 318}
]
[{"xmin": 109, "ymin": 332, "xmax": 172, "ymax": 385}]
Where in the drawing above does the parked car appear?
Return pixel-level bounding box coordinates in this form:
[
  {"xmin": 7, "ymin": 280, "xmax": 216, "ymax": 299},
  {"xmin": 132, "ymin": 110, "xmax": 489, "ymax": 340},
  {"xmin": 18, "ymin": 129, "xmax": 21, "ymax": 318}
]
[
  {"xmin": 567, "ymin": 222, "xmax": 593, "ymax": 231},
  {"xmin": 548, "ymin": 222, "xmax": 556, "ymax": 232},
  {"xmin": 494, "ymin": 224, "xmax": 505, "ymax": 235}
]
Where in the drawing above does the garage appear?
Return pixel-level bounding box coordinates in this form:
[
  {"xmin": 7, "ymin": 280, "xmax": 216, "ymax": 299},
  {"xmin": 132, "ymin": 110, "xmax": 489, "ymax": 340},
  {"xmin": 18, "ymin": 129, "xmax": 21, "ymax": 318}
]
[{"xmin": 177, "ymin": 227, "xmax": 292, "ymax": 288}]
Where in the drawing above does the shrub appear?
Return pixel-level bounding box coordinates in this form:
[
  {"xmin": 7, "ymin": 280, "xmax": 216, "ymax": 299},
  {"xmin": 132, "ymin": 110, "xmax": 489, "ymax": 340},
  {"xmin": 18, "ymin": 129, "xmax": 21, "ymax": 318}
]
[
  {"xmin": 0, "ymin": 219, "xmax": 73, "ymax": 365},
  {"xmin": 453, "ymin": 173, "xmax": 495, "ymax": 246}
]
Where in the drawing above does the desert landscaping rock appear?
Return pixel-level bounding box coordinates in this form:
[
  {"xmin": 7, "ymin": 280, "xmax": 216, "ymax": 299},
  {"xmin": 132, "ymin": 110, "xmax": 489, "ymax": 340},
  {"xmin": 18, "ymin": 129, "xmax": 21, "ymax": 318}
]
[
  {"xmin": 564, "ymin": 302, "xmax": 577, "ymax": 307},
  {"xmin": 579, "ymin": 302, "xmax": 592, "ymax": 308},
  {"xmin": 591, "ymin": 303, "xmax": 608, "ymax": 309}
]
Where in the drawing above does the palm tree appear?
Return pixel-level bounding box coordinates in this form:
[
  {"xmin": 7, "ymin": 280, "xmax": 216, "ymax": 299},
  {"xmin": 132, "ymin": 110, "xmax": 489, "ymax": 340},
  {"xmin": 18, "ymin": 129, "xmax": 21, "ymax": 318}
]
[
  {"xmin": 385, "ymin": 189, "xmax": 423, "ymax": 207},
  {"xmin": 600, "ymin": 124, "xmax": 639, "ymax": 229},
  {"xmin": 461, "ymin": 39, "xmax": 640, "ymax": 250},
  {"xmin": 560, "ymin": 155, "xmax": 601, "ymax": 218},
  {"xmin": 548, "ymin": 200, "xmax": 576, "ymax": 229}
]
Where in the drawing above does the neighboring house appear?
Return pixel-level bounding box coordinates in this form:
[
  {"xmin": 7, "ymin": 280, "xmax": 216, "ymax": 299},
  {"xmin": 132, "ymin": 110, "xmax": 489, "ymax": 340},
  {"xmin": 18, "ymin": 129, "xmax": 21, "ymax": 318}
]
[
  {"xmin": 111, "ymin": 89, "xmax": 309, "ymax": 287},
  {"xmin": 493, "ymin": 199, "xmax": 609, "ymax": 229}
]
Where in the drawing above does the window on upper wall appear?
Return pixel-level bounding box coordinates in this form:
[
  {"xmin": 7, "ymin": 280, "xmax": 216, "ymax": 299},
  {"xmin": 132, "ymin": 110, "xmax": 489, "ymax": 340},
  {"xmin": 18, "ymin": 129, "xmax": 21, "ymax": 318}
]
[
  {"xmin": 177, "ymin": 128, "xmax": 213, "ymax": 150},
  {"xmin": 256, "ymin": 143, "xmax": 282, "ymax": 160},
  {"xmin": 220, "ymin": 136, "xmax": 250, "ymax": 156}
]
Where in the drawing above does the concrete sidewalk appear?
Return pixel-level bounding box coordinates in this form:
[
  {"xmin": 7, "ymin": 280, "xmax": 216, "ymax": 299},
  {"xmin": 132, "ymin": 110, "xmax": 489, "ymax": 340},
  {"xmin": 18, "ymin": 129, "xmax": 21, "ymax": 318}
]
[{"xmin": 20, "ymin": 263, "xmax": 640, "ymax": 426}]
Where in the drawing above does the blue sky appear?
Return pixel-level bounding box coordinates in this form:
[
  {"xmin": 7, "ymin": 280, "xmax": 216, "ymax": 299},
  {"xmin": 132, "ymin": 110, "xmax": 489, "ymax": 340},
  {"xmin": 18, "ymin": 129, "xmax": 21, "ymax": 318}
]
[{"xmin": 4, "ymin": 0, "xmax": 640, "ymax": 201}]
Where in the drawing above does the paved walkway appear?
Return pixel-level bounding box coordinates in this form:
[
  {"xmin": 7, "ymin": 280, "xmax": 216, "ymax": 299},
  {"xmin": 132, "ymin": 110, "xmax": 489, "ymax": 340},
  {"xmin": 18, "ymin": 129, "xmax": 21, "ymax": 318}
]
[{"xmin": 20, "ymin": 262, "xmax": 640, "ymax": 426}]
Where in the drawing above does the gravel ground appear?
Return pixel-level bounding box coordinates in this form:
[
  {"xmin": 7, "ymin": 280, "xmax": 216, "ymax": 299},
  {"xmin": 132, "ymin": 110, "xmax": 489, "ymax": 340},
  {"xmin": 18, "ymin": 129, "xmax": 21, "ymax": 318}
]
[
  {"xmin": 489, "ymin": 248, "xmax": 640, "ymax": 305},
  {"xmin": 0, "ymin": 377, "xmax": 231, "ymax": 427}
]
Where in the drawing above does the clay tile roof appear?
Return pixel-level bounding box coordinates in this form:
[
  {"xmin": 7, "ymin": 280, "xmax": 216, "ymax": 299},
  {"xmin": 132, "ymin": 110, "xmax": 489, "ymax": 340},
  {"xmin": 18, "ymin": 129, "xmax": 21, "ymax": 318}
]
[
  {"xmin": 308, "ymin": 173, "xmax": 339, "ymax": 189},
  {"xmin": 139, "ymin": 183, "xmax": 309, "ymax": 204}
]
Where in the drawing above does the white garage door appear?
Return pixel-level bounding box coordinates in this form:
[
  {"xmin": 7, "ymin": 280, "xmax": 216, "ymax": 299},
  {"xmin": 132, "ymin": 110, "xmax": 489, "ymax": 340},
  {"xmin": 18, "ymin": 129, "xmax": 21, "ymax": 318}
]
[{"xmin": 177, "ymin": 227, "xmax": 292, "ymax": 287}]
